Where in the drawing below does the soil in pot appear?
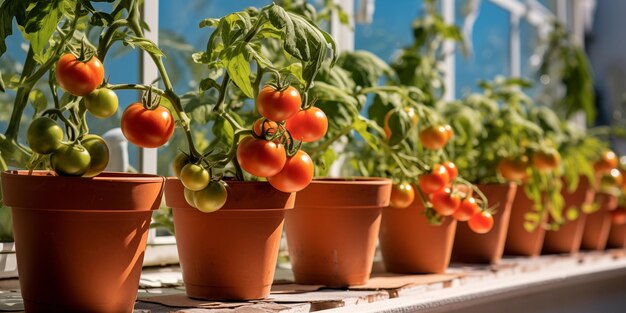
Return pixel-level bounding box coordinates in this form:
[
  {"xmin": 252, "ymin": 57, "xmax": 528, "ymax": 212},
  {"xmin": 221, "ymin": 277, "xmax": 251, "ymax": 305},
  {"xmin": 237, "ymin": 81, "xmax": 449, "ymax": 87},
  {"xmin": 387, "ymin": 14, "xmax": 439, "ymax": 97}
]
[
  {"xmin": 165, "ymin": 178, "xmax": 294, "ymax": 300},
  {"xmin": 380, "ymin": 197, "xmax": 456, "ymax": 274},
  {"xmin": 452, "ymin": 183, "xmax": 517, "ymax": 264},
  {"xmin": 581, "ymin": 193, "xmax": 618, "ymax": 251},
  {"xmin": 286, "ymin": 178, "xmax": 391, "ymax": 287},
  {"xmin": 543, "ymin": 177, "xmax": 594, "ymax": 254},
  {"xmin": 2, "ymin": 170, "xmax": 164, "ymax": 313},
  {"xmin": 504, "ymin": 187, "xmax": 548, "ymax": 257}
]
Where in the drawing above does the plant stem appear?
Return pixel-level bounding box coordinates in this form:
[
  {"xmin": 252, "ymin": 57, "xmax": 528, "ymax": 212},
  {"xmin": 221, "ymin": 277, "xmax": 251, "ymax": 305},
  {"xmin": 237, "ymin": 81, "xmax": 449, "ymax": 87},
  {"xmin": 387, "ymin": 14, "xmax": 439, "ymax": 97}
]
[
  {"xmin": 309, "ymin": 126, "xmax": 352, "ymax": 157},
  {"xmin": 126, "ymin": 0, "xmax": 200, "ymax": 158},
  {"xmin": 96, "ymin": 19, "xmax": 129, "ymax": 62}
]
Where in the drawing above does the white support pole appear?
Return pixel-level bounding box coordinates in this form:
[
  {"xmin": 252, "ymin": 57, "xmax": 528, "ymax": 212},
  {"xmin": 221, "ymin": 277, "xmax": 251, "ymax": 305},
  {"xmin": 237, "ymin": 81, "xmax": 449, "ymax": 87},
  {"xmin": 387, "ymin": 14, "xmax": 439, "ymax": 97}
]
[
  {"xmin": 556, "ymin": 0, "xmax": 568, "ymax": 25},
  {"xmin": 139, "ymin": 1, "xmax": 159, "ymax": 175},
  {"xmin": 331, "ymin": 0, "xmax": 355, "ymax": 52},
  {"xmin": 442, "ymin": 0, "xmax": 455, "ymax": 101},
  {"xmin": 510, "ymin": 13, "xmax": 521, "ymax": 77}
]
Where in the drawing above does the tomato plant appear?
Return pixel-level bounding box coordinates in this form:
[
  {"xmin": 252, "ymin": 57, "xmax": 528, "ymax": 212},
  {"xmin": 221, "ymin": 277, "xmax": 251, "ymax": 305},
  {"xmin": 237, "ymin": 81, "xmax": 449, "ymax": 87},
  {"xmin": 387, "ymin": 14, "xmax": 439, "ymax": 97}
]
[
  {"xmin": 55, "ymin": 53, "xmax": 104, "ymax": 97},
  {"xmin": 390, "ymin": 183, "xmax": 415, "ymax": 209},
  {"xmin": 180, "ymin": 164, "xmax": 210, "ymax": 191},
  {"xmin": 237, "ymin": 136, "xmax": 287, "ymax": 178},
  {"xmin": 81, "ymin": 135, "xmax": 109, "ymax": 178},
  {"xmin": 194, "ymin": 181, "xmax": 228, "ymax": 213},
  {"xmin": 419, "ymin": 125, "xmax": 449, "ymax": 150},
  {"xmin": 594, "ymin": 150, "xmax": 618, "ymax": 174},
  {"xmin": 50, "ymin": 143, "xmax": 91, "ymax": 177},
  {"xmin": 121, "ymin": 102, "xmax": 175, "ymax": 148},
  {"xmin": 26, "ymin": 117, "xmax": 64, "ymax": 155},
  {"xmin": 497, "ymin": 156, "xmax": 529, "ymax": 181},
  {"xmin": 532, "ymin": 149, "xmax": 561, "ymax": 171}
]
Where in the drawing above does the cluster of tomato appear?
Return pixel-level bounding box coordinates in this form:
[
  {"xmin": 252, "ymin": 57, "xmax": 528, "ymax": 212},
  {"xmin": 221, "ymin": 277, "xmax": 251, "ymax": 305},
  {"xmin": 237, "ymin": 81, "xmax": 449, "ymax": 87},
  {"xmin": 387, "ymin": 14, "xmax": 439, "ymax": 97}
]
[
  {"xmin": 385, "ymin": 112, "xmax": 494, "ymax": 234},
  {"xmin": 237, "ymin": 85, "xmax": 328, "ymax": 193},
  {"xmin": 592, "ymin": 150, "xmax": 626, "ymax": 225},
  {"xmin": 497, "ymin": 148, "xmax": 561, "ymax": 181},
  {"xmin": 173, "ymin": 154, "xmax": 229, "ymax": 213},
  {"xmin": 26, "ymin": 54, "xmax": 116, "ymax": 177}
]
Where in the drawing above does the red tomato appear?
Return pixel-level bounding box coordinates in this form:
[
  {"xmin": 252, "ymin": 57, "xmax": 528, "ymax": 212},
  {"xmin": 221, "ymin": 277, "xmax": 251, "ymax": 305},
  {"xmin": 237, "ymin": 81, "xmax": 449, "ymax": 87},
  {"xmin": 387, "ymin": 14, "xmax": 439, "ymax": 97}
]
[
  {"xmin": 418, "ymin": 164, "xmax": 450, "ymax": 194},
  {"xmin": 444, "ymin": 124, "xmax": 454, "ymax": 141},
  {"xmin": 253, "ymin": 118, "xmax": 279, "ymax": 137},
  {"xmin": 256, "ymin": 85, "xmax": 301, "ymax": 121},
  {"xmin": 532, "ymin": 149, "xmax": 561, "ymax": 171},
  {"xmin": 594, "ymin": 150, "xmax": 619, "ymax": 174},
  {"xmin": 431, "ymin": 188, "xmax": 461, "ymax": 216},
  {"xmin": 268, "ymin": 150, "xmax": 314, "ymax": 192},
  {"xmin": 390, "ymin": 183, "xmax": 415, "ymax": 209},
  {"xmin": 612, "ymin": 208, "xmax": 626, "ymax": 225},
  {"xmin": 442, "ymin": 161, "xmax": 458, "ymax": 181},
  {"xmin": 121, "ymin": 103, "xmax": 175, "ymax": 148},
  {"xmin": 237, "ymin": 136, "xmax": 287, "ymax": 177},
  {"xmin": 286, "ymin": 107, "xmax": 328, "ymax": 142},
  {"xmin": 468, "ymin": 211, "xmax": 494, "ymax": 234},
  {"xmin": 497, "ymin": 156, "xmax": 529, "ymax": 181},
  {"xmin": 419, "ymin": 125, "xmax": 449, "ymax": 150},
  {"xmin": 55, "ymin": 53, "xmax": 105, "ymax": 96},
  {"xmin": 453, "ymin": 196, "xmax": 480, "ymax": 221}
]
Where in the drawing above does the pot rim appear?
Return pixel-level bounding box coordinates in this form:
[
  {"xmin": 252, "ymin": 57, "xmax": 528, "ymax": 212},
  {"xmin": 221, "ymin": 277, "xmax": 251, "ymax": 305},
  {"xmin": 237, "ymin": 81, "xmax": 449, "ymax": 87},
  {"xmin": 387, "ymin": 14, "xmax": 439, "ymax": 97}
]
[
  {"xmin": 309, "ymin": 177, "xmax": 392, "ymax": 185},
  {"xmin": 3, "ymin": 170, "xmax": 165, "ymax": 183}
]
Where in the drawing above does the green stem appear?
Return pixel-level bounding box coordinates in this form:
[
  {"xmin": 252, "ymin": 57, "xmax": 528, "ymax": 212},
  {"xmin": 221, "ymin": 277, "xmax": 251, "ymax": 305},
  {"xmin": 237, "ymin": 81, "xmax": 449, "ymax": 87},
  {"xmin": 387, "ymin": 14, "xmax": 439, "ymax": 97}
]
[
  {"xmin": 220, "ymin": 111, "xmax": 245, "ymax": 131},
  {"xmin": 126, "ymin": 0, "xmax": 199, "ymax": 158},
  {"xmin": 309, "ymin": 126, "xmax": 352, "ymax": 158},
  {"xmin": 96, "ymin": 19, "xmax": 129, "ymax": 62},
  {"xmin": 107, "ymin": 83, "xmax": 166, "ymax": 95}
]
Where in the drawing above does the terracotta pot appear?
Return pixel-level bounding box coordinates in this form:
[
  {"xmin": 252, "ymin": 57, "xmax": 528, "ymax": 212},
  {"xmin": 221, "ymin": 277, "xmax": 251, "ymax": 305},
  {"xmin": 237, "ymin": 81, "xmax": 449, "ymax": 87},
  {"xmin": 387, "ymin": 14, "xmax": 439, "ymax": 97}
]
[
  {"xmin": 286, "ymin": 178, "xmax": 391, "ymax": 287},
  {"xmin": 451, "ymin": 183, "xmax": 517, "ymax": 264},
  {"xmin": 1, "ymin": 170, "xmax": 164, "ymax": 313},
  {"xmin": 542, "ymin": 177, "xmax": 594, "ymax": 254},
  {"xmin": 581, "ymin": 193, "xmax": 618, "ymax": 250},
  {"xmin": 607, "ymin": 219, "xmax": 626, "ymax": 249},
  {"xmin": 380, "ymin": 197, "xmax": 457, "ymax": 274},
  {"xmin": 504, "ymin": 187, "xmax": 548, "ymax": 256},
  {"xmin": 165, "ymin": 178, "xmax": 294, "ymax": 300}
]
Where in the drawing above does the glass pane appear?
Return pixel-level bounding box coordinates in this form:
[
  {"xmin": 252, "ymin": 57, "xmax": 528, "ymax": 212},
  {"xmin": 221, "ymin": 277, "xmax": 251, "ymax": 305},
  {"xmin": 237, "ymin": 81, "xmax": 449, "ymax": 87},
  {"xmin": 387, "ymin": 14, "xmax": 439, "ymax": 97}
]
[
  {"xmin": 354, "ymin": 0, "xmax": 423, "ymax": 62},
  {"xmin": 520, "ymin": 20, "xmax": 541, "ymax": 97},
  {"xmin": 455, "ymin": 1, "xmax": 510, "ymax": 96}
]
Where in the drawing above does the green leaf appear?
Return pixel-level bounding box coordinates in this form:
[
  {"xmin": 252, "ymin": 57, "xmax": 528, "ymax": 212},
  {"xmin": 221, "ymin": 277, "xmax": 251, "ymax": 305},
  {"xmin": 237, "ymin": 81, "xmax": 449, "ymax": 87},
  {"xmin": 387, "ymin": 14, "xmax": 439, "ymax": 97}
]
[
  {"xmin": 245, "ymin": 42, "xmax": 273, "ymax": 69},
  {"xmin": 279, "ymin": 63, "xmax": 305, "ymax": 86},
  {"xmin": 315, "ymin": 148, "xmax": 336, "ymax": 177},
  {"xmin": 29, "ymin": 89, "xmax": 47, "ymax": 114},
  {"xmin": 192, "ymin": 51, "xmax": 211, "ymax": 64},
  {"xmin": 191, "ymin": 105, "xmax": 212, "ymax": 124},
  {"xmin": 0, "ymin": 1, "xmax": 28, "ymax": 58},
  {"xmin": 386, "ymin": 109, "xmax": 410, "ymax": 146},
  {"xmin": 199, "ymin": 18, "xmax": 220, "ymax": 28},
  {"xmin": 199, "ymin": 78, "xmax": 220, "ymax": 92},
  {"xmin": 337, "ymin": 50, "xmax": 392, "ymax": 88},
  {"xmin": 123, "ymin": 36, "xmax": 164, "ymax": 57},
  {"xmin": 353, "ymin": 117, "xmax": 380, "ymax": 152},
  {"xmin": 212, "ymin": 117, "xmax": 234, "ymax": 147},
  {"xmin": 220, "ymin": 42, "xmax": 253, "ymax": 98},
  {"xmin": 23, "ymin": 0, "xmax": 63, "ymax": 55}
]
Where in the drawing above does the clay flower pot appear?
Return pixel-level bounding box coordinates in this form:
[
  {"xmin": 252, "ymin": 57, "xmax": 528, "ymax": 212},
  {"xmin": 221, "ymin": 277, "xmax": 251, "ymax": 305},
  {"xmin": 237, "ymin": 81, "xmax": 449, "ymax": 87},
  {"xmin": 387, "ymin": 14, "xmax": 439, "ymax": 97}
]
[
  {"xmin": 1, "ymin": 170, "xmax": 165, "ymax": 313},
  {"xmin": 607, "ymin": 218, "xmax": 626, "ymax": 249},
  {"xmin": 504, "ymin": 187, "xmax": 548, "ymax": 257},
  {"xmin": 286, "ymin": 178, "xmax": 391, "ymax": 287},
  {"xmin": 543, "ymin": 177, "xmax": 594, "ymax": 254},
  {"xmin": 452, "ymin": 183, "xmax": 517, "ymax": 264},
  {"xmin": 380, "ymin": 198, "xmax": 457, "ymax": 274},
  {"xmin": 582, "ymin": 193, "xmax": 618, "ymax": 250},
  {"xmin": 165, "ymin": 178, "xmax": 294, "ymax": 300}
]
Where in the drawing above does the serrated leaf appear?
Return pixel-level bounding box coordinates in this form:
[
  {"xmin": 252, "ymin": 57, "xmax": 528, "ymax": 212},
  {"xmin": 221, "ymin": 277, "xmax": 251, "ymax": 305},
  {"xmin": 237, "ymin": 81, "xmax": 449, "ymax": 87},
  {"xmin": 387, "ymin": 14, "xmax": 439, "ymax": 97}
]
[
  {"xmin": 0, "ymin": 1, "xmax": 27, "ymax": 58},
  {"xmin": 386, "ymin": 109, "xmax": 410, "ymax": 146},
  {"xmin": 123, "ymin": 36, "xmax": 164, "ymax": 57},
  {"xmin": 199, "ymin": 78, "xmax": 220, "ymax": 92},
  {"xmin": 245, "ymin": 42, "xmax": 273, "ymax": 69},
  {"xmin": 279, "ymin": 63, "xmax": 305, "ymax": 86},
  {"xmin": 220, "ymin": 42, "xmax": 253, "ymax": 98},
  {"xmin": 212, "ymin": 117, "xmax": 234, "ymax": 147},
  {"xmin": 29, "ymin": 89, "xmax": 47, "ymax": 114}
]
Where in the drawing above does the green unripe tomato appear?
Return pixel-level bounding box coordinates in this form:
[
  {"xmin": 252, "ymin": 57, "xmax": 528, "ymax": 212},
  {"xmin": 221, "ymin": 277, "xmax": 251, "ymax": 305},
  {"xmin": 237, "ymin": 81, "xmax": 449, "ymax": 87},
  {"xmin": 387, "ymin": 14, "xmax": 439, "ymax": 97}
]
[
  {"xmin": 84, "ymin": 88, "xmax": 119, "ymax": 118},
  {"xmin": 184, "ymin": 187, "xmax": 197, "ymax": 208},
  {"xmin": 51, "ymin": 143, "xmax": 91, "ymax": 176},
  {"xmin": 81, "ymin": 135, "xmax": 109, "ymax": 177},
  {"xmin": 172, "ymin": 153, "xmax": 190, "ymax": 178},
  {"xmin": 27, "ymin": 117, "xmax": 64, "ymax": 154},
  {"xmin": 180, "ymin": 163, "xmax": 209, "ymax": 191},
  {"xmin": 194, "ymin": 181, "xmax": 227, "ymax": 213}
]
